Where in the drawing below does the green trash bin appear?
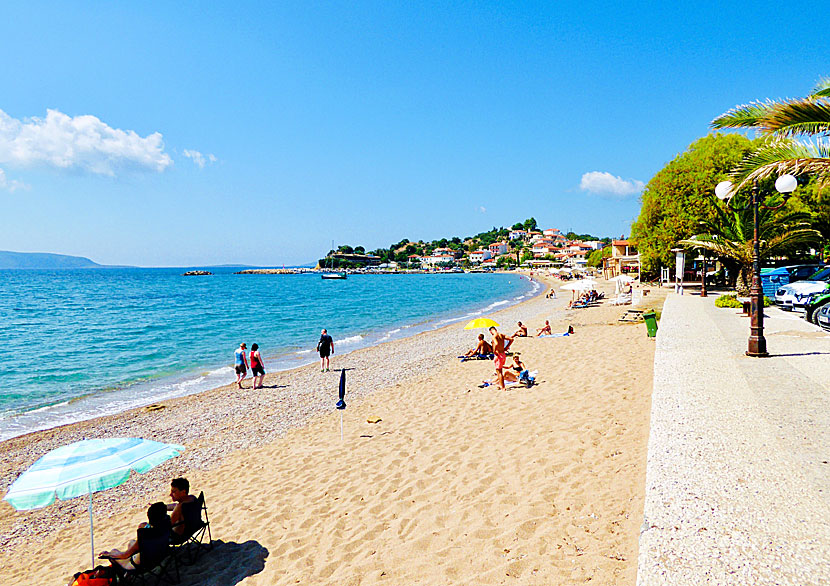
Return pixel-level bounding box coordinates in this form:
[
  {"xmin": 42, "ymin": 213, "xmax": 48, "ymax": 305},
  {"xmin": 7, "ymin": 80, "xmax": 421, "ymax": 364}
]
[{"xmin": 643, "ymin": 311, "xmax": 658, "ymax": 338}]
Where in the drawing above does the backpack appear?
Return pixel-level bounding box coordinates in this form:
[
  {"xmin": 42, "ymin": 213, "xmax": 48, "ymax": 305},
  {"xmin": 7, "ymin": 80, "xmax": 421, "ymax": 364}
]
[{"xmin": 71, "ymin": 565, "xmax": 115, "ymax": 586}]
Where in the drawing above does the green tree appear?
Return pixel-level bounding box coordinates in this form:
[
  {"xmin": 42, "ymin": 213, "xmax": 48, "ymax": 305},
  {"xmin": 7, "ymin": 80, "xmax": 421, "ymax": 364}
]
[
  {"xmin": 353, "ymin": 246, "xmax": 365, "ymax": 254},
  {"xmin": 631, "ymin": 133, "xmax": 757, "ymax": 275},
  {"xmin": 511, "ymin": 222, "xmax": 524, "ymax": 230},
  {"xmin": 523, "ymin": 217, "xmax": 537, "ymax": 231},
  {"xmin": 337, "ymin": 245, "xmax": 354, "ymax": 254},
  {"xmin": 679, "ymin": 184, "xmax": 820, "ymax": 293},
  {"xmin": 586, "ymin": 246, "xmax": 610, "ymax": 268},
  {"xmin": 711, "ymin": 77, "xmax": 830, "ymax": 190}
]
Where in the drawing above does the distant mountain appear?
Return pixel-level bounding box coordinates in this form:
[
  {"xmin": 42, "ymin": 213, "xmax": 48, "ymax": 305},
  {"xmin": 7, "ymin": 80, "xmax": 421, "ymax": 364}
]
[{"xmin": 0, "ymin": 251, "xmax": 105, "ymax": 269}]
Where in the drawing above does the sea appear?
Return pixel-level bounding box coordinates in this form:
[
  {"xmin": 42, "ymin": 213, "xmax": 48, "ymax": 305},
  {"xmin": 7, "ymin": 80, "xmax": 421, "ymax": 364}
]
[{"xmin": 0, "ymin": 269, "xmax": 540, "ymax": 441}]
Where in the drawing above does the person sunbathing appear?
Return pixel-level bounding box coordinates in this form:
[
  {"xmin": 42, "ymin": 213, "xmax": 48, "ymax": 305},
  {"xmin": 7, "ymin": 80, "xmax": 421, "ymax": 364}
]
[
  {"xmin": 488, "ymin": 355, "xmax": 534, "ymax": 388},
  {"xmin": 536, "ymin": 320, "xmax": 552, "ymax": 336},
  {"xmin": 464, "ymin": 334, "xmax": 494, "ymax": 357},
  {"xmin": 513, "ymin": 321, "xmax": 528, "ymax": 337},
  {"xmin": 99, "ymin": 502, "xmax": 171, "ymax": 570}
]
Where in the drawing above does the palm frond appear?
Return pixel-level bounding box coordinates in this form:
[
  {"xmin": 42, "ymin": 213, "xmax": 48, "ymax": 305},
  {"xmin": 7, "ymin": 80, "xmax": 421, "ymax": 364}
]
[
  {"xmin": 760, "ymin": 98, "xmax": 830, "ymax": 137},
  {"xmin": 728, "ymin": 138, "xmax": 830, "ymax": 190},
  {"xmin": 711, "ymin": 100, "xmax": 775, "ymax": 129},
  {"xmin": 761, "ymin": 227, "xmax": 822, "ymax": 257},
  {"xmin": 678, "ymin": 235, "xmax": 752, "ymax": 265},
  {"xmin": 812, "ymin": 77, "xmax": 830, "ymax": 98}
]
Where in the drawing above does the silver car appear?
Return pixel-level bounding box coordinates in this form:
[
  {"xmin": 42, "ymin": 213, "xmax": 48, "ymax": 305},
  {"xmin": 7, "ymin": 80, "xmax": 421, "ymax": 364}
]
[{"xmin": 775, "ymin": 266, "xmax": 830, "ymax": 311}]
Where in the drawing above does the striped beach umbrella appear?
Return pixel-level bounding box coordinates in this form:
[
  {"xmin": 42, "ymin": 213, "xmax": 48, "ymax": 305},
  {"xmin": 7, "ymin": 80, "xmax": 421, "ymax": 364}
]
[{"xmin": 4, "ymin": 437, "xmax": 184, "ymax": 567}]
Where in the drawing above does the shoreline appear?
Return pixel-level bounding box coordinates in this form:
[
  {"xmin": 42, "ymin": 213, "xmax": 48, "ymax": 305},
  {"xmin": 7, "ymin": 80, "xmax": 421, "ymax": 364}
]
[
  {"xmin": 0, "ymin": 272, "xmax": 542, "ymax": 443},
  {"xmin": 1, "ymin": 275, "xmax": 663, "ymax": 584}
]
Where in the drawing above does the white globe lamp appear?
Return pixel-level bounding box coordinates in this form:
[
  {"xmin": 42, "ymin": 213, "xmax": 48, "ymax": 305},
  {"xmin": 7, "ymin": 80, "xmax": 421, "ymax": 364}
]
[{"xmin": 714, "ymin": 181, "xmax": 733, "ymax": 200}]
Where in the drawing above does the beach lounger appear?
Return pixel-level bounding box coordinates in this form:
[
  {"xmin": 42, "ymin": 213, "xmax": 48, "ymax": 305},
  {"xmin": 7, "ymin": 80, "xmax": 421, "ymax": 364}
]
[
  {"xmin": 104, "ymin": 526, "xmax": 179, "ymax": 585},
  {"xmin": 171, "ymin": 492, "xmax": 212, "ymax": 565}
]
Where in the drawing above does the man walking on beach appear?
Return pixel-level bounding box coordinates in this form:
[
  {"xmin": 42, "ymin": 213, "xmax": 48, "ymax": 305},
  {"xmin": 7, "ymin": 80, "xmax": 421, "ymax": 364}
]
[
  {"xmin": 234, "ymin": 343, "xmax": 248, "ymax": 389},
  {"xmin": 317, "ymin": 329, "xmax": 334, "ymax": 372},
  {"xmin": 489, "ymin": 326, "xmax": 514, "ymax": 390}
]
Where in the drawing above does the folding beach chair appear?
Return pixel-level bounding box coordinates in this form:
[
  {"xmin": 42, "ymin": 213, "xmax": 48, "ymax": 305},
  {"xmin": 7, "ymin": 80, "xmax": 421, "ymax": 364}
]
[
  {"xmin": 171, "ymin": 492, "xmax": 212, "ymax": 565},
  {"xmin": 105, "ymin": 527, "xmax": 179, "ymax": 585}
]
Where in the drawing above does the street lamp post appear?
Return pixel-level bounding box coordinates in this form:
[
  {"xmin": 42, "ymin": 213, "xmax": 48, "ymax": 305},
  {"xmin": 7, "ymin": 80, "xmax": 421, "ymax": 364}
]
[
  {"xmin": 715, "ymin": 174, "xmax": 798, "ymax": 357},
  {"xmin": 700, "ymin": 253, "xmax": 707, "ymax": 297}
]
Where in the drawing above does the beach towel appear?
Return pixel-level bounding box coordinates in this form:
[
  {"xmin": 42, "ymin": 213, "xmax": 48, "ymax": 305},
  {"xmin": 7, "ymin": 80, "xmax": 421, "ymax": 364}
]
[
  {"xmin": 479, "ymin": 370, "xmax": 538, "ymax": 388},
  {"xmin": 538, "ymin": 333, "xmax": 569, "ymax": 338}
]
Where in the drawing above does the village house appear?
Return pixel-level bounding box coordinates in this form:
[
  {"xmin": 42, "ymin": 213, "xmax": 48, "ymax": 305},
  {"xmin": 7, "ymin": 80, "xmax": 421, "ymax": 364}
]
[
  {"xmin": 602, "ymin": 239, "xmax": 640, "ymax": 278},
  {"xmin": 469, "ymin": 249, "xmax": 493, "ymax": 263},
  {"xmin": 488, "ymin": 241, "xmax": 508, "ymax": 256}
]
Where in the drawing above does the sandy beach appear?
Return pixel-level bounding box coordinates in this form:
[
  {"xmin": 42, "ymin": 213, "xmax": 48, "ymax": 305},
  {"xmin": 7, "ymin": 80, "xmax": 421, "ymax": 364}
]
[{"xmin": 0, "ymin": 276, "xmax": 665, "ymax": 585}]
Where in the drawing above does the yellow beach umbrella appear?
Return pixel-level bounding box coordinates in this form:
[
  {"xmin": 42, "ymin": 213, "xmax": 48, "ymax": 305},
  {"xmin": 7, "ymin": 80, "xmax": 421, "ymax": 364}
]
[{"xmin": 463, "ymin": 317, "xmax": 500, "ymax": 330}]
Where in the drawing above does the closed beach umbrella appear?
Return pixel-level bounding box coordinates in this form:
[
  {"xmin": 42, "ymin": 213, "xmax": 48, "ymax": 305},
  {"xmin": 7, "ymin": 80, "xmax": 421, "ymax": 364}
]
[
  {"xmin": 463, "ymin": 317, "xmax": 500, "ymax": 330},
  {"xmin": 4, "ymin": 437, "xmax": 184, "ymax": 568}
]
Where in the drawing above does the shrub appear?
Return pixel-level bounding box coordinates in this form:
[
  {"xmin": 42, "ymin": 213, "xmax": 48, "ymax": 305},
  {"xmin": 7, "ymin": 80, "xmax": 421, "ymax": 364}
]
[
  {"xmin": 715, "ymin": 294, "xmax": 742, "ymax": 308},
  {"xmin": 715, "ymin": 294, "xmax": 772, "ymax": 308}
]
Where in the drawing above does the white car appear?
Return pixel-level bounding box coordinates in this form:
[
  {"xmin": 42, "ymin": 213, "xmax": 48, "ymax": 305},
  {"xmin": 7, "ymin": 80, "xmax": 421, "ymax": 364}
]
[{"xmin": 774, "ymin": 266, "xmax": 830, "ymax": 311}]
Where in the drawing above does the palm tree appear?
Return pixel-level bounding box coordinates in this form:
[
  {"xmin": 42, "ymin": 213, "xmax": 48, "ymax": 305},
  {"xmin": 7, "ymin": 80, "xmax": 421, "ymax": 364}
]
[
  {"xmin": 711, "ymin": 78, "xmax": 830, "ymax": 190},
  {"xmin": 679, "ymin": 193, "xmax": 820, "ymax": 294}
]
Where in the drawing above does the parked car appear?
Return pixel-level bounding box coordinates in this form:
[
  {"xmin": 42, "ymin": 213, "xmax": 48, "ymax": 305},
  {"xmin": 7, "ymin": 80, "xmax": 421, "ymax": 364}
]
[
  {"xmin": 815, "ymin": 302, "xmax": 830, "ymax": 331},
  {"xmin": 804, "ymin": 287, "xmax": 830, "ymax": 324},
  {"xmin": 774, "ymin": 265, "xmax": 830, "ymax": 311},
  {"xmin": 761, "ymin": 264, "xmax": 823, "ymax": 298}
]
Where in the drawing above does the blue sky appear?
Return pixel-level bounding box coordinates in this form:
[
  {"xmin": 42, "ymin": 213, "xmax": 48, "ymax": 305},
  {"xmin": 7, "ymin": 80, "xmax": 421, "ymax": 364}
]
[{"xmin": 0, "ymin": 1, "xmax": 826, "ymax": 266}]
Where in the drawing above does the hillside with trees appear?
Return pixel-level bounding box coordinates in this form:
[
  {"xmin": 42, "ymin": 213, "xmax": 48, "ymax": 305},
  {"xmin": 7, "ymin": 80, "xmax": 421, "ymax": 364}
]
[{"xmin": 318, "ymin": 217, "xmax": 610, "ymax": 268}]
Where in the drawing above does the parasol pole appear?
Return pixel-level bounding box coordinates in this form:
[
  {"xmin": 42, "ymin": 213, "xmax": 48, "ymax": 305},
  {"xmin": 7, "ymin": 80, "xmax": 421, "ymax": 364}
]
[
  {"xmin": 340, "ymin": 412, "xmax": 343, "ymax": 442},
  {"xmin": 89, "ymin": 491, "xmax": 95, "ymax": 569}
]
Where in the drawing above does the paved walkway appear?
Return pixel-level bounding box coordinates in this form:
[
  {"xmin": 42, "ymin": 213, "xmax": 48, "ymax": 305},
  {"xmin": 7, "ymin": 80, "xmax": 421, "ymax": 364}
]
[{"xmin": 637, "ymin": 293, "xmax": 830, "ymax": 585}]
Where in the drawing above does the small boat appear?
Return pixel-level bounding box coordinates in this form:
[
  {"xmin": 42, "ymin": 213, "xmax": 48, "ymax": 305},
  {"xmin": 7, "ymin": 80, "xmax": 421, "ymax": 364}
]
[{"xmin": 321, "ymin": 240, "xmax": 347, "ymax": 279}]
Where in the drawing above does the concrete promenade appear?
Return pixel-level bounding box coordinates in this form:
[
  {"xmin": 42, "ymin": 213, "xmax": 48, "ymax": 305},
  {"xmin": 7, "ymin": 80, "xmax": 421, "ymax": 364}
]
[{"xmin": 637, "ymin": 292, "xmax": 830, "ymax": 585}]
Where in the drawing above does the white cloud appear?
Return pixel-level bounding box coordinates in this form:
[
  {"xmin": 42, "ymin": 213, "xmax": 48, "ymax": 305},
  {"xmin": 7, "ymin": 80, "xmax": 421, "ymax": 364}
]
[
  {"xmin": 0, "ymin": 108, "xmax": 172, "ymax": 176},
  {"xmin": 579, "ymin": 171, "xmax": 644, "ymax": 198},
  {"xmin": 0, "ymin": 168, "xmax": 29, "ymax": 192},
  {"xmin": 479, "ymin": 206, "xmax": 487, "ymax": 213},
  {"xmin": 183, "ymin": 149, "xmax": 217, "ymax": 169}
]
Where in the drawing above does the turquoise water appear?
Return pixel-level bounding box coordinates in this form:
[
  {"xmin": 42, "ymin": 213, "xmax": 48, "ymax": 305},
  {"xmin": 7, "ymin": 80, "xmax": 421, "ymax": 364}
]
[{"xmin": 0, "ymin": 269, "xmax": 538, "ymax": 440}]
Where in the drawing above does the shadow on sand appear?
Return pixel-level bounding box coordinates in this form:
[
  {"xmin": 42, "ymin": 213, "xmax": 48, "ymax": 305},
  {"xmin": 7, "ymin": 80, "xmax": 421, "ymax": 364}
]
[{"xmin": 178, "ymin": 540, "xmax": 268, "ymax": 585}]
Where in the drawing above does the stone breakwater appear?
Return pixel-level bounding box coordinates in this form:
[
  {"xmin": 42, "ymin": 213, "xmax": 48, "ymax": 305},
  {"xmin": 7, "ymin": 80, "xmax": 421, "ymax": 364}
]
[{"xmin": 0, "ymin": 276, "xmax": 553, "ymax": 551}]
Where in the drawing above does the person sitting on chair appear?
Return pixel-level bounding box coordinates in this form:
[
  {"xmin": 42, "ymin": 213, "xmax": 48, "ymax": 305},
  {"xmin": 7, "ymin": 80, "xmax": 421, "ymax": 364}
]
[
  {"xmin": 464, "ymin": 334, "xmax": 493, "ymax": 358},
  {"xmin": 167, "ymin": 477, "xmax": 197, "ymax": 536},
  {"xmin": 99, "ymin": 502, "xmax": 171, "ymax": 570}
]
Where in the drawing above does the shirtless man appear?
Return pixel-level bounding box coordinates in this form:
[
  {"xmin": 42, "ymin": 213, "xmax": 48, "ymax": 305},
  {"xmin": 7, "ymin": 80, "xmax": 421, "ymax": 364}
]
[
  {"xmin": 536, "ymin": 320, "xmax": 552, "ymax": 336},
  {"xmin": 488, "ymin": 326, "xmax": 514, "ymax": 390},
  {"xmin": 166, "ymin": 477, "xmax": 197, "ymax": 536},
  {"xmin": 464, "ymin": 333, "xmax": 493, "ymax": 358},
  {"xmin": 513, "ymin": 321, "xmax": 528, "ymax": 337}
]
